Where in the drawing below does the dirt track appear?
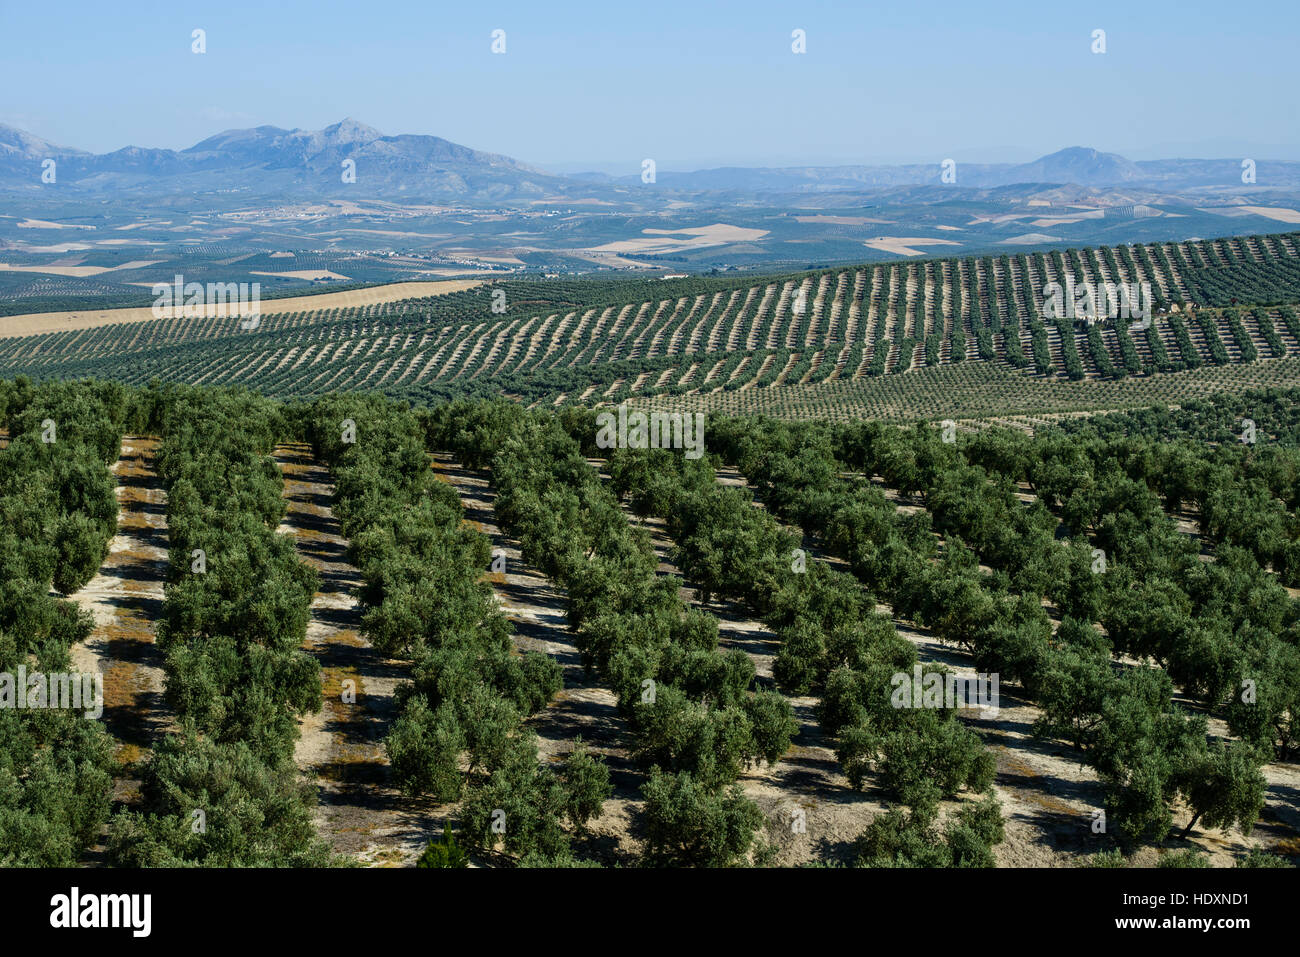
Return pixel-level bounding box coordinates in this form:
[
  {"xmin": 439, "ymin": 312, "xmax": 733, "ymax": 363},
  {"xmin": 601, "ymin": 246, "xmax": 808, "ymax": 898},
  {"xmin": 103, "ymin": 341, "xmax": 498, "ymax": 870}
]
[{"xmin": 69, "ymin": 436, "xmax": 170, "ymax": 767}]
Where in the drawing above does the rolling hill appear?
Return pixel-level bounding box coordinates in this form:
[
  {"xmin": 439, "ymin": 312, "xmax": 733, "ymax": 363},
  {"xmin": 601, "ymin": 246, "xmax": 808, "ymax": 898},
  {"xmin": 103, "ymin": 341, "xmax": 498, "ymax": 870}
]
[{"xmin": 3, "ymin": 231, "xmax": 1300, "ymax": 422}]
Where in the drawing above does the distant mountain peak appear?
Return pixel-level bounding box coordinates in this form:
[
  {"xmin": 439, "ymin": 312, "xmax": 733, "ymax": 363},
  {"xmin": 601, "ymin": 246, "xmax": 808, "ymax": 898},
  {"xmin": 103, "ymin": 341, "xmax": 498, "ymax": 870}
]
[
  {"xmin": 183, "ymin": 125, "xmax": 291, "ymax": 154},
  {"xmin": 1045, "ymin": 146, "xmax": 1113, "ymax": 159},
  {"xmin": 321, "ymin": 118, "xmax": 383, "ymax": 143},
  {"xmin": 1016, "ymin": 147, "xmax": 1142, "ymax": 185},
  {"xmin": 0, "ymin": 118, "xmax": 566, "ymax": 200},
  {"xmin": 0, "ymin": 123, "xmax": 87, "ymax": 158}
]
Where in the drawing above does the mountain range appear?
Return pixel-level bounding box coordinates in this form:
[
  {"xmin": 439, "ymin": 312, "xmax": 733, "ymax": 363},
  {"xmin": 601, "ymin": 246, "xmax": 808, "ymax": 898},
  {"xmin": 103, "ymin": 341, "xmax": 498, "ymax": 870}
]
[
  {"xmin": 0, "ymin": 118, "xmax": 584, "ymax": 201},
  {"xmin": 2, "ymin": 119, "xmax": 1298, "ymax": 202},
  {"xmin": 607, "ymin": 150, "xmax": 1300, "ymax": 193}
]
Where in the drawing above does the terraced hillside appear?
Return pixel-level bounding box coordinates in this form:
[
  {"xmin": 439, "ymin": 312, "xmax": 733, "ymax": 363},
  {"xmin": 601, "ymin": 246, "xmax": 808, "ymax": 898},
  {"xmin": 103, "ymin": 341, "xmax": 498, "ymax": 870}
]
[{"xmin": 3, "ymin": 232, "xmax": 1300, "ymax": 421}]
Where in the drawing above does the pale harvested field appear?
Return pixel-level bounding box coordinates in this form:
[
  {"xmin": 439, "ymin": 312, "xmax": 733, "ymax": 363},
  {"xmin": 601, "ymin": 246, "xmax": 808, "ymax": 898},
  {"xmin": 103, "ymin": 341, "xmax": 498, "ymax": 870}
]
[
  {"xmin": 275, "ymin": 444, "xmax": 438, "ymax": 866},
  {"xmin": 1235, "ymin": 206, "xmax": 1300, "ymax": 224},
  {"xmin": 16, "ymin": 218, "xmax": 94, "ymax": 230},
  {"xmin": 592, "ymin": 223, "xmax": 769, "ymax": 256},
  {"xmin": 250, "ymin": 269, "xmax": 352, "ymax": 281},
  {"xmin": 0, "ymin": 259, "xmax": 163, "ymax": 277},
  {"xmin": 863, "ymin": 236, "xmax": 962, "ymax": 256},
  {"xmin": 0, "ymin": 279, "xmax": 482, "ymax": 339}
]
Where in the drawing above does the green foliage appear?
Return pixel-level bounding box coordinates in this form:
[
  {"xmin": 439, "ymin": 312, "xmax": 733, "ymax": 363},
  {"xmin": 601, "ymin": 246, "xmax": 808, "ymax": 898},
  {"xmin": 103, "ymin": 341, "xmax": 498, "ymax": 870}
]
[
  {"xmin": 836, "ymin": 708, "xmax": 996, "ymax": 814},
  {"xmin": 416, "ymin": 822, "xmax": 470, "ymax": 868},
  {"xmin": 461, "ymin": 733, "xmax": 570, "ymax": 860},
  {"xmin": 641, "ymin": 767, "xmax": 764, "ymax": 867},
  {"xmin": 0, "ymin": 381, "xmax": 124, "ymax": 863},
  {"xmin": 108, "ymin": 730, "xmax": 334, "ymax": 867},
  {"xmin": 1235, "ymin": 849, "xmax": 1295, "ymax": 868},
  {"xmin": 1088, "ymin": 849, "xmax": 1130, "ymax": 868},
  {"xmin": 0, "ymin": 704, "xmax": 115, "ymax": 867},
  {"xmin": 742, "ymin": 691, "xmax": 799, "ymax": 766},
  {"xmin": 7, "ymin": 364, "xmax": 1297, "ymax": 869},
  {"xmin": 559, "ymin": 739, "xmax": 613, "ymax": 832},
  {"xmin": 310, "ymin": 394, "xmax": 589, "ymax": 866},
  {"xmin": 1157, "ymin": 849, "xmax": 1211, "ymax": 868},
  {"xmin": 711, "ymin": 404, "xmax": 1285, "ymax": 851},
  {"xmin": 854, "ymin": 792, "xmax": 1005, "ymax": 868},
  {"xmin": 150, "ymin": 385, "xmax": 320, "ymax": 764},
  {"xmin": 385, "ymin": 697, "xmax": 465, "ymax": 802}
]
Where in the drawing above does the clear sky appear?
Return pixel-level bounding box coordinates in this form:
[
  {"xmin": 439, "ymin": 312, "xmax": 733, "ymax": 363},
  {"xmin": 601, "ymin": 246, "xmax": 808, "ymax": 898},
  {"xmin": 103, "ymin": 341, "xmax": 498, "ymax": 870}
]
[{"xmin": 2, "ymin": 0, "xmax": 1296, "ymax": 172}]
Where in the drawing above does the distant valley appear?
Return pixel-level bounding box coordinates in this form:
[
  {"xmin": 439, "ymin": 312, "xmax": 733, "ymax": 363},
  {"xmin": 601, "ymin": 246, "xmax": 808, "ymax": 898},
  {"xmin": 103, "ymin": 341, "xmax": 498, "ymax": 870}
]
[{"xmin": 3, "ymin": 120, "xmax": 1300, "ymax": 312}]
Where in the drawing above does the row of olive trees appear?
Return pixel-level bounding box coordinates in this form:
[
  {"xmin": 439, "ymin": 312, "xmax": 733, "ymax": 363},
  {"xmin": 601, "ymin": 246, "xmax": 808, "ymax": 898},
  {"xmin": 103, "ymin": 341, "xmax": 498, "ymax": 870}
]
[
  {"xmin": 600, "ymin": 439, "xmax": 1002, "ymax": 867},
  {"xmin": 714, "ymin": 415, "xmax": 1280, "ymax": 852},
  {"xmin": 0, "ymin": 378, "xmax": 130, "ymax": 865},
  {"xmin": 304, "ymin": 395, "xmax": 608, "ymax": 867},
  {"xmin": 428, "ymin": 399, "xmax": 785, "ymax": 866},
  {"xmin": 108, "ymin": 383, "xmax": 331, "ymax": 867}
]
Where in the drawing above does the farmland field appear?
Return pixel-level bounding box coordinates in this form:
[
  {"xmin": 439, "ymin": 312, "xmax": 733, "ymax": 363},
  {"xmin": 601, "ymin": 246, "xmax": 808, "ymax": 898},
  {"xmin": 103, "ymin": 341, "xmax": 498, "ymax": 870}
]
[
  {"xmin": 4, "ymin": 377, "xmax": 1298, "ymax": 875},
  {"xmin": 5, "ymin": 235, "xmax": 1300, "ymax": 872},
  {"xmin": 0, "ymin": 279, "xmax": 482, "ymax": 338},
  {"xmin": 2, "ymin": 232, "xmax": 1299, "ymax": 424}
]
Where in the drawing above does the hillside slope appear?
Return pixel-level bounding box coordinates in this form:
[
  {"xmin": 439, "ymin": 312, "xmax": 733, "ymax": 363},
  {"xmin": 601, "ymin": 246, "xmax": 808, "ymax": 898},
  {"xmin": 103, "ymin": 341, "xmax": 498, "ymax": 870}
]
[{"xmin": 3, "ymin": 232, "xmax": 1299, "ymax": 420}]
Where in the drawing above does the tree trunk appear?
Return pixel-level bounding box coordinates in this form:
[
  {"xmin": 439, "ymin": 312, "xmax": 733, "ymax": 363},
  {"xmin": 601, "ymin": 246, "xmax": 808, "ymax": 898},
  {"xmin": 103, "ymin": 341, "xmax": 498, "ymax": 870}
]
[{"xmin": 1180, "ymin": 811, "xmax": 1202, "ymax": 841}]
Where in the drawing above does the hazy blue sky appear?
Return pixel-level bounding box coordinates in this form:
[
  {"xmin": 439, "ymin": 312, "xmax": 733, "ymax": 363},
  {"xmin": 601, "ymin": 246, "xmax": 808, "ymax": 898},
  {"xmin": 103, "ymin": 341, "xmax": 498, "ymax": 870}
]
[{"xmin": 2, "ymin": 0, "xmax": 1296, "ymax": 172}]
